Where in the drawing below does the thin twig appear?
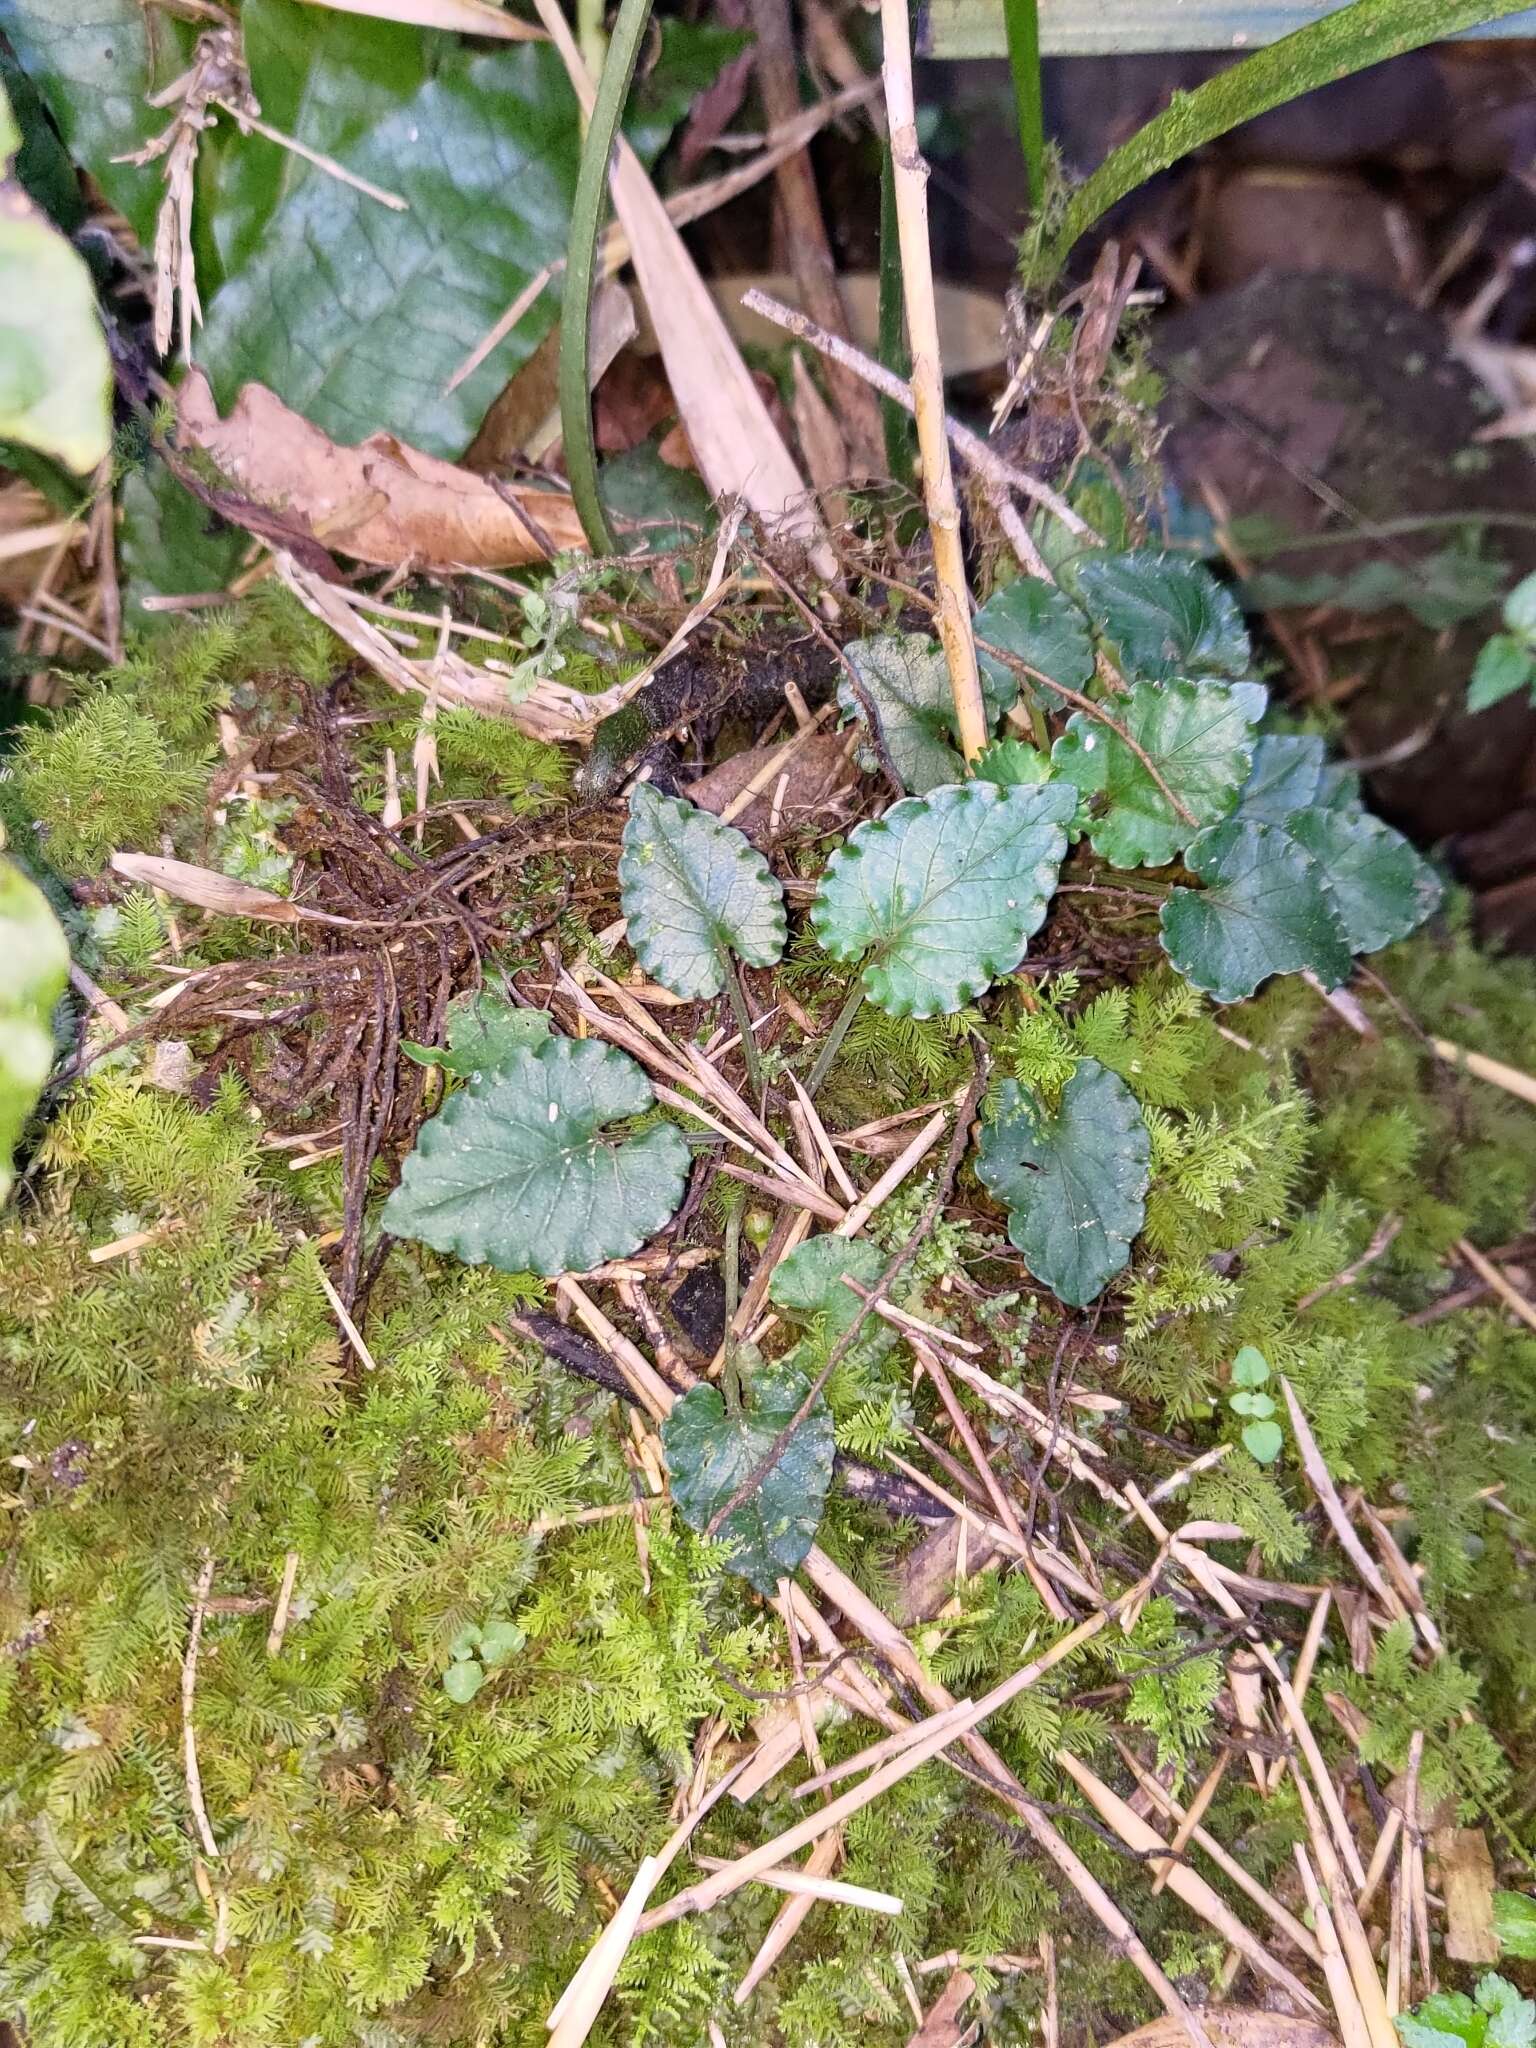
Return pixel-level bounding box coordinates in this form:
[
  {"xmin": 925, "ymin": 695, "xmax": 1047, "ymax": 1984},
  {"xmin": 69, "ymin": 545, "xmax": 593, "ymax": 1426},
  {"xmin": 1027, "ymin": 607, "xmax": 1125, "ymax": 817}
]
[{"xmin": 181, "ymin": 1553, "xmax": 220, "ymax": 1863}]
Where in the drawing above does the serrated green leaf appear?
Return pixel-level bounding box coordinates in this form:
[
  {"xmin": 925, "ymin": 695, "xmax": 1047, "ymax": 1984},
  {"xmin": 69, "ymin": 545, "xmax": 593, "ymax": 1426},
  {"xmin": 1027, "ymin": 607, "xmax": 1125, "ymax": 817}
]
[
  {"xmin": 811, "ymin": 780, "xmax": 1074, "ymax": 1019},
  {"xmin": 1242, "ymin": 1419, "xmax": 1284, "ymax": 1464},
  {"xmin": 1468, "ymin": 633, "xmax": 1535, "ymax": 714},
  {"xmin": 1073, "ymin": 550, "xmax": 1251, "ymax": 681},
  {"xmin": 1286, "ymin": 805, "xmax": 1441, "ymax": 956},
  {"xmin": 402, "ymin": 992, "xmax": 550, "ymax": 1078},
  {"xmin": 1159, "ymin": 819, "xmax": 1352, "ymax": 1004},
  {"xmin": 975, "ymin": 1059, "xmax": 1150, "ymax": 1306},
  {"xmin": 1495, "ymin": 1894, "xmax": 1536, "ymax": 1961},
  {"xmin": 972, "ymin": 577, "xmax": 1094, "ymax": 711},
  {"xmin": 768, "ymin": 1235, "xmax": 893, "ymax": 1352},
  {"xmin": 662, "ymin": 1365, "xmax": 834, "ymax": 1594},
  {"xmin": 837, "ymin": 633, "xmax": 1008, "ymax": 794},
  {"xmin": 618, "ymin": 782, "xmax": 786, "ymax": 1000},
  {"xmin": 1051, "ymin": 678, "xmax": 1255, "ymax": 869},
  {"xmin": 1398, "ymin": 1991, "xmax": 1486, "ymax": 2048},
  {"xmin": 381, "ymin": 1035, "xmax": 690, "ymax": 1277},
  {"xmin": 1, "ymin": 855, "xmax": 68, "ymax": 1207},
  {"xmin": 1235, "ymin": 735, "xmax": 1327, "ymax": 824},
  {"xmin": 975, "ymin": 738, "xmax": 1052, "ymax": 788},
  {"xmin": 1230, "ymin": 1346, "xmax": 1270, "ymax": 1388},
  {"xmin": 1480, "ymin": 1978, "xmax": 1536, "ymax": 2048}
]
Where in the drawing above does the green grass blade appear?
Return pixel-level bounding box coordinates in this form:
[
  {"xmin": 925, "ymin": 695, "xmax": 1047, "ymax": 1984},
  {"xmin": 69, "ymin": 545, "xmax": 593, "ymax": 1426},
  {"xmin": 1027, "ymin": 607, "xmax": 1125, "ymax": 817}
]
[
  {"xmin": 1060, "ymin": 0, "xmax": 1534, "ymax": 253},
  {"xmin": 1002, "ymin": 0, "xmax": 1045, "ymax": 208},
  {"xmin": 560, "ymin": 0, "xmax": 654, "ymax": 554}
]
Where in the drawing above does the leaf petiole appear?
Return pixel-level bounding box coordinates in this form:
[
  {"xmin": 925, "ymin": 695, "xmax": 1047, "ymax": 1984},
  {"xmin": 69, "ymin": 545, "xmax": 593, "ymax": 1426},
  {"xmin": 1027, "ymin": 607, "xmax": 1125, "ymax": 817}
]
[
  {"xmin": 805, "ymin": 980, "xmax": 866, "ymax": 1100},
  {"xmin": 722, "ymin": 953, "xmax": 765, "ymax": 1102}
]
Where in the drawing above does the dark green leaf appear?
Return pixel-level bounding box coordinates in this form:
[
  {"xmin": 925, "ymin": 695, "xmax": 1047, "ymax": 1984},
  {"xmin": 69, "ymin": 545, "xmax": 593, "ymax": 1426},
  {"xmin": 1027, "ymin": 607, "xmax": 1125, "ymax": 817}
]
[
  {"xmin": 401, "ymin": 992, "xmax": 550, "ymax": 1077},
  {"xmin": 836, "ymin": 632, "xmax": 1007, "ymax": 794},
  {"xmin": 768, "ymin": 1235, "xmax": 892, "ymax": 1350},
  {"xmin": 1159, "ymin": 819, "xmax": 1352, "ymax": 1004},
  {"xmin": 1242, "ymin": 1419, "xmax": 1283, "ymax": 1464},
  {"xmin": 119, "ymin": 465, "xmax": 249, "ymax": 629},
  {"xmin": 381, "ymin": 1035, "xmax": 690, "ymax": 1277},
  {"xmin": 1235, "ymin": 735, "xmax": 1327, "ymax": 824},
  {"xmin": 619, "ymin": 782, "xmax": 786, "ymax": 1000},
  {"xmin": 972, "ymin": 577, "xmax": 1093, "ymax": 711},
  {"xmin": 1286, "ymin": 805, "xmax": 1441, "ymax": 956},
  {"xmin": 811, "ymin": 780, "xmax": 1074, "ymax": 1018},
  {"xmin": 1242, "ymin": 550, "xmax": 1504, "ymax": 632},
  {"xmin": 662, "ymin": 1365, "xmax": 835, "ymax": 1594},
  {"xmin": 1073, "ymin": 550, "xmax": 1250, "ymax": 681},
  {"xmin": 1495, "ymin": 1894, "xmax": 1536, "ymax": 1962},
  {"xmin": 599, "ymin": 440, "xmax": 714, "ymax": 551},
  {"xmin": 0, "ymin": 0, "xmax": 184, "ymax": 240},
  {"xmin": 975, "ymin": 1059, "xmax": 1150, "ymax": 1306},
  {"xmin": 1468, "ymin": 634, "xmax": 1535, "ymax": 714},
  {"xmin": 1051, "ymin": 678, "xmax": 1255, "ymax": 869}
]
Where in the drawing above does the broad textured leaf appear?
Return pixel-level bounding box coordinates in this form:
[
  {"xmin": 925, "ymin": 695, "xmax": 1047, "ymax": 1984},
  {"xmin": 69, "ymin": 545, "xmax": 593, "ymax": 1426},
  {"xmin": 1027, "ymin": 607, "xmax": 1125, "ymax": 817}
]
[
  {"xmin": 619, "ymin": 782, "xmax": 785, "ymax": 1000},
  {"xmin": 0, "ymin": 0, "xmax": 184, "ymax": 241},
  {"xmin": 836, "ymin": 632, "xmax": 1007, "ymax": 794},
  {"xmin": 1286, "ymin": 805, "xmax": 1441, "ymax": 956},
  {"xmin": 768, "ymin": 1234, "xmax": 893, "ymax": 1352},
  {"xmin": 1478, "ymin": 1978, "xmax": 1535, "ymax": 2048},
  {"xmin": 975, "ymin": 737, "xmax": 1051, "ymax": 788},
  {"xmin": 1, "ymin": 855, "xmax": 68, "ymax": 1205},
  {"xmin": 1398, "ymin": 1992, "xmax": 1487, "ymax": 2048},
  {"xmin": 0, "ymin": 164, "xmax": 112, "ymax": 472},
  {"xmin": 1468, "ymin": 633, "xmax": 1534, "ymax": 713},
  {"xmin": 662, "ymin": 1365, "xmax": 834, "ymax": 1594},
  {"xmin": 1159, "ymin": 820, "xmax": 1352, "ymax": 1004},
  {"xmin": 1235, "ymin": 734, "xmax": 1326, "ymax": 824},
  {"xmin": 381, "ymin": 1035, "xmax": 690, "ymax": 1276},
  {"xmin": 811, "ymin": 780, "xmax": 1075, "ymax": 1019},
  {"xmin": 972, "ymin": 577, "xmax": 1093, "ymax": 711},
  {"xmin": 976, "ymin": 1060, "xmax": 1150, "ymax": 1306},
  {"xmin": 1073, "ymin": 550, "xmax": 1251, "ymax": 681},
  {"xmin": 402, "ymin": 992, "xmax": 550, "ymax": 1078},
  {"xmin": 1051, "ymin": 678, "xmax": 1255, "ymax": 869},
  {"xmin": 1495, "ymin": 1893, "xmax": 1536, "ymax": 1962}
]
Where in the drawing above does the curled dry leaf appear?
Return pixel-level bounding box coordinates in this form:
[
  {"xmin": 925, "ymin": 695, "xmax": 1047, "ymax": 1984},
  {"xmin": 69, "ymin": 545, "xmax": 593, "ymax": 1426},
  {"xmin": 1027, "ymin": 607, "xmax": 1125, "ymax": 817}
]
[
  {"xmin": 109, "ymin": 852, "xmax": 303, "ymax": 923},
  {"xmin": 178, "ymin": 371, "xmax": 585, "ymax": 571}
]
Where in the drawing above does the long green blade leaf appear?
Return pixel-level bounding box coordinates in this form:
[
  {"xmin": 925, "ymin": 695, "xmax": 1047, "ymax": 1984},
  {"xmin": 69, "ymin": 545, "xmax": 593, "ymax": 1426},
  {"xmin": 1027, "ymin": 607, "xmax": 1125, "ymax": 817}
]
[{"xmin": 1061, "ymin": 0, "xmax": 1534, "ymax": 252}]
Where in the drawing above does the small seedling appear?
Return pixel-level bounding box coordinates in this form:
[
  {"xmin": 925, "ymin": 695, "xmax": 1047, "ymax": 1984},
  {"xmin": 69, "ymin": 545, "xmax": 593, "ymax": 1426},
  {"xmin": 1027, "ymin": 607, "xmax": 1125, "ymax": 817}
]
[
  {"xmin": 442, "ymin": 1617, "xmax": 526, "ymax": 1705},
  {"xmin": 1228, "ymin": 1345, "xmax": 1283, "ymax": 1464}
]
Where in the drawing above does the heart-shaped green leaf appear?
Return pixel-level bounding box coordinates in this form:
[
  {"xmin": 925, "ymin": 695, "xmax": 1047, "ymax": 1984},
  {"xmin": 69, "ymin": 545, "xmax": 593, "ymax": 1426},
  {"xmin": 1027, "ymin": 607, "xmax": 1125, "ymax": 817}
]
[
  {"xmin": 662, "ymin": 1365, "xmax": 835, "ymax": 1594},
  {"xmin": 1051, "ymin": 679, "xmax": 1256, "ymax": 869},
  {"xmin": 402, "ymin": 992, "xmax": 550, "ymax": 1078},
  {"xmin": 1230, "ymin": 1390, "xmax": 1276, "ymax": 1418},
  {"xmin": 443, "ymin": 1660, "xmax": 485, "ymax": 1704},
  {"xmin": 811, "ymin": 780, "xmax": 1075, "ymax": 1019},
  {"xmin": 1159, "ymin": 819, "xmax": 1352, "ymax": 1004},
  {"xmin": 1235, "ymin": 735, "xmax": 1327, "ymax": 824},
  {"xmin": 1286, "ymin": 805, "xmax": 1442, "ymax": 956},
  {"xmin": 837, "ymin": 633, "xmax": 1011, "ymax": 794},
  {"xmin": 619, "ymin": 782, "xmax": 786, "ymax": 999},
  {"xmin": 1073, "ymin": 551, "xmax": 1251, "ymax": 681},
  {"xmin": 975, "ymin": 1059, "xmax": 1150, "ymax": 1306},
  {"xmin": 768, "ymin": 1235, "xmax": 894, "ymax": 1353},
  {"xmin": 1, "ymin": 856, "xmax": 68, "ymax": 1207},
  {"xmin": 1242, "ymin": 1419, "xmax": 1284, "ymax": 1465},
  {"xmin": 382, "ymin": 1035, "xmax": 690, "ymax": 1277},
  {"xmin": 972, "ymin": 578, "xmax": 1094, "ymax": 711},
  {"xmin": 1230, "ymin": 1345, "xmax": 1271, "ymax": 1388}
]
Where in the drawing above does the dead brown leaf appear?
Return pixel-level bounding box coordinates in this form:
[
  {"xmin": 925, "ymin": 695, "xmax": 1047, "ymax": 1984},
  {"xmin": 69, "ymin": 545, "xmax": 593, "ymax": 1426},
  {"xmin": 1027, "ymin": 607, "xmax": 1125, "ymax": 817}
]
[
  {"xmin": 1106, "ymin": 2013, "xmax": 1336, "ymax": 2048},
  {"xmin": 110, "ymin": 852, "xmax": 303, "ymax": 923},
  {"xmin": 1432, "ymin": 1826, "xmax": 1500, "ymax": 1965},
  {"xmin": 685, "ymin": 730, "xmax": 855, "ymax": 846},
  {"xmin": 906, "ymin": 1968, "xmax": 975, "ymax": 2048},
  {"xmin": 178, "ymin": 371, "xmax": 586, "ymax": 570}
]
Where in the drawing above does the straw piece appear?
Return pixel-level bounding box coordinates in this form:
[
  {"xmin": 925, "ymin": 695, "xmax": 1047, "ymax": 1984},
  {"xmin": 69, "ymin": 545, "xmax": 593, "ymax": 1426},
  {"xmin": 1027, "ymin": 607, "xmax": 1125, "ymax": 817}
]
[{"xmin": 692, "ymin": 1853, "xmax": 901, "ymax": 1913}]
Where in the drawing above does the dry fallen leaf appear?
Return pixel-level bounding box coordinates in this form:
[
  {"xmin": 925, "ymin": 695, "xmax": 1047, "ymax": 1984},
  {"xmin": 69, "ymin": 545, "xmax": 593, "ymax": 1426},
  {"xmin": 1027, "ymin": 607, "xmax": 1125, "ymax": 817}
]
[
  {"xmin": 110, "ymin": 852, "xmax": 303, "ymax": 922},
  {"xmin": 906, "ymin": 1967, "xmax": 975, "ymax": 2048},
  {"xmin": 178, "ymin": 371, "xmax": 586, "ymax": 570},
  {"xmin": 1105, "ymin": 2011, "xmax": 1336, "ymax": 2048},
  {"xmin": 1432, "ymin": 1825, "xmax": 1500, "ymax": 1965},
  {"xmin": 686, "ymin": 730, "xmax": 855, "ymax": 847}
]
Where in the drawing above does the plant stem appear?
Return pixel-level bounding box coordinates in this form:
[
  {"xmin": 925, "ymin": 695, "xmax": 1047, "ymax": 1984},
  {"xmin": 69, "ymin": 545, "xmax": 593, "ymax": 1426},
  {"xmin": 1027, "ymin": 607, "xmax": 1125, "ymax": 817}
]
[
  {"xmin": 560, "ymin": 0, "xmax": 653, "ymax": 554},
  {"xmin": 877, "ymin": 139, "xmax": 913, "ymax": 481},
  {"xmin": 876, "ymin": 0, "xmax": 988, "ymax": 764},
  {"xmin": 1002, "ymin": 0, "xmax": 1045, "ymax": 212},
  {"xmin": 721, "ymin": 1198, "xmax": 743, "ymax": 1411},
  {"xmin": 1060, "ymin": 0, "xmax": 1535, "ymax": 256},
  {"xmin": 805, "ymin": 980, "xmax": 866, "ymax": 1099},
  {"xmin": 723, "ymin": 954, "xmax": 764, "ymax": 1102}
]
